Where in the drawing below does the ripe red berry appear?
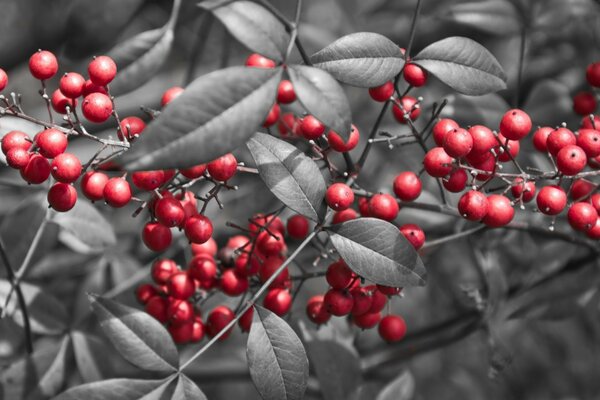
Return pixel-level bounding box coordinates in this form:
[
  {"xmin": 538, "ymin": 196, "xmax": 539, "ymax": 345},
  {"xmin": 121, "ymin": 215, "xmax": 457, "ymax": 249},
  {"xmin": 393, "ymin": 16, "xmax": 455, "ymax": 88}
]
[
  {"xmin": 433, "ymin": 119, "xmax": 459, "ymax": 146},
  {"xmin": 299, "ymin": 115, "xmax": 326, "ymax": 140},
  {"xmin": 257, "ymin": 230, "xmax": 285, "ymax": 256},
  {"xmin": 169, "ymin": 321, "xmax": 194, "ymax": 344},
  {"xmin": 180, "ymin": 164, "xmax": 207, "ymax": 179},
  {"xmin": 161, "ymin": 86, "xmax": 184, "ymax": 107},
  {"xmin": 0, "ymin": 68, "xmax": 7, "ymax": 91},
  {"xmin": 496, "ymin": 134, "xmax": 520, "ymax": 162},
  {"xmin": 263, "ymin": 288, "xmax": 292, "ymax": 316},
  {"xmin": 586, "ymin": 62, "xmax": 600, "ymax": 87},
  {"xmin": 326, "ymin": 260, "xmax": 354, "ymax": 289},
  {"xmin": 20, "ymin": 154, "xmax": 51, "ymax": 184},
  {"xmin": 82, "ymin": 79, "xmax": 107, "ymax": 97},
  {"xmin": 143, "ymin": 222, "xmax": 172, "ymax": 252},
  {"xmin": 423, "ymin": 147, "xmax": 453, "ymax": 177},
  {"xmin": 482, "ymin": 195, "xmax": 514, "ymax": 227},
  {"xmin": 368, "ymin": 193, "xmax": 399, "ymax": 221},
  {"xmin": 458, "ymin": 190, "xmax": 488, "ymax": 221},
  {"xmin": 532, "ymin": 127, "xmax": 553, "ymax": 152},
  {"xmin": 35, "ymin": 128, "xmax": 67, "ymax": 159},
  {"xmin": 154, "ymin": 197, "xmax": 185, "ymax": 227},
  {"xmin": 367, "ymin": 286, "xmax": 388, "ymax": 313},
  {"xmin": 59, "ymin": 72, "xmax": 85, "ymax": 99},
  {"xmin": 191, "ymin": 237, "xmax": 218, "ymax": 256},
  {"xmin": 324, "ymin": 288, "xmax": 354, "ymax": 316},
  {"xmin": 103, "ymin": 177, "xmax": 131, "ymax": 207},
  {"xmin": 120, "ymin": 116, "xmax": 146, "ymax": 141},
  {"xmin": 581, "ymin": 115, "xmax": 600, "ymax": 130},
  {"xmin": 145, "ymin": 296, "xmax": 169, "ymax": 323},
  {"xmin": 326, "ymin": 183, "xmax": 354, "ymax": 211},
  {"xmin": 470, "ymin": 153, "xmax": 496, "ymax": 181},
  {"xmin": 358, "ymin": 197, "xmax": 371, "ymax": 217},
  {"xmin": 443, "ymin": 128, "xmax": 473, "ymax": 158},
  {"xmin": 287, "ymin": 215, "xmax": 309, "ymax": 240},
  {"xmin": 332, "ymin": 208, "xmax": 358, "ymax": 224},
  {"xmin": 467, "ymin": 125, "xmax": 496, "ymax": 157},
  {"xmin": 403, "ymin": 63, "xmax": 427, "ymax": 87},
  {"xmin": 573, "ymin": 92, "xmax": 597, "ymax": 116},
  {"xmin": 168, "ymin": 299, "xmax": 195, "ymax": 325},
  {"xmin": 511, "ymin": 178, "xmax": 536, "ymax": 203},
  {"xmin": 547, "ymin": 127, "xmax": 576, "ymax": 156},
  {"xmin": 51, "ymin": 153, "xmax": 81, "ymax": 183},
  {"xmin": 587, "ymin": 219, "xmax": 600, "ymax": 239},
  {"xmin": 88, "ymin": 56, "xmax": 117, "ymax": 86},
  {"xmin": 442, "ymin": 169, "xmax": 468, "ymax": 192},
  {"xmin": 239, "ymin": 308, "xmax": 254, "ymax": 333},
  {"xmin": 131, "ymin": 170, "xmax": 164, "ymax": 191},
  {"xmin": 151, "ymin": 259, "xmax": 178, "ymax": 284},
  {"xmin": 188, "ymin": 256, "xmax": 217, "ymax": 288},
  {"xmin": 399, "ymin": 224, "xmax": 425, "ymax": 249},
  {"xmin": 167, "ymin": 271, "xmax": 195, "ymax": 299},
  {"xmin": 376, "ymin": 285, "xmax": 401, "ymax": 297},
  {"xmin": 82, "ymin": 93, "xmax": 113, "ymax": 123},
  {"xmin": 263, "ymin": 103, "xmax": 280, "ymax": 127},
  {"xmin": 184, "ymin": 215, "xmax": 213, "ymax": 244},
  {"xmin": 50, "ymin": 89, "xmax": 77, "ymax": 114},
  {"xmin": 80, "ymin": 171, "xmax": 108, "ymax": 201},
  {"xmin": 368, "ymin": 81, "xmax": 395, "ymax": 102},
  {"xmin": 392, "ymin": 96, "xmax": 420, "ymax": 124},
  {"xmin": 207, "ymin": 153, "xmax": 237, "ymax": 181},
  {"xmin": 378, "ymin": 315, "xmax": 407, "ymax": 342},
  {"xmin": 249, "ymin": 213, "xmax": 285, "ymax": 236},
  {"xmin": 576, "ymin": 129, "xmax": 600, "ymax": 158},
  {"xmin": 567, "ymin": 202, "xmax": 598, "ymax": 231},
  {"xmin": 258, "ymin": 255, "xmax": 290, "ymax": 289},
  {"xmin": 245, "ymin": 53, "xmax": 276, "ymax": 68},
  {"xmin": 5, "ymin": 148, "xmax": 30, "ymax": 169},
  {"xmin": 393, "ymin": 171, "xmax": 421, "ymax": 201},
  {"xmin": 353, "ymin": 311, "xmax": 381, "ymax": 329},
  {"xmin": 349, "ymin": 287, "xmax": 373, "ymax": 316},
  {"xmin": 556, "ymin": 145, "xmax": 587, "ymax": 175},
  {"xmin": 328, "ymin": 124, "xmax": 360, "ymax": 152},
  {"xmin": 499, "ymin": 109, "xmax": 531, "ymax": 140},
  {"xmin": 219, "ymin": 269, "xmax": 248, "ymax": 296},
  {"xmin": 47, "ymin": 183, "xmax": 77, "ymax": 212},
  {"xmin": 306, "ymin": 295, "xmax": 331, "ymax": 325},
  {"xmin": 2, "ymin": 131, "xmax": 31, "ymax": 154},
  {"xmin": 277, "ymin": 113, "xmax": 298, "ymax": 136},
  {"xmin": 536, "ymin": 185, "xmax": 567, "ymax": 215},
  {"xmin": 136, "ymin": 284, "xmax": 157, "ymax": 304},
  {"xmin": 277, "ymin": 80, "xmax": 296, "ymax": 104},
  {"xmin": 206, "ymin": 306, "xmax": 235, "ymax": 340},
  {"xmin": 571, "ymin": 179, "xmax": 595, "ymax": 201},
  {"xmin": 29, "ymin": 50, "xmax": 58, "ymax": 80}
]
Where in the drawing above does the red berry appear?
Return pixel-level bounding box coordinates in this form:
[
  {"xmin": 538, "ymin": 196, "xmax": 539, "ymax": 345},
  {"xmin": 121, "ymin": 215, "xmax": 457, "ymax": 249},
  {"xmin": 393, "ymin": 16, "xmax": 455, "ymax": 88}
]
[
  {"xmin": 547, "ymin": 127, "xmax": 576, "ymax": 156},
  {"xmin": 258, "ymin": 255, "xmax": 290, "ymax": 289},
  {"xmin": 433, "ymin": 119, "xmax": 459, "ymax": 146},
  {"xmin": 399, "ymin": 224, "xmax": 425, "ymax": 249},
  {"xmin": 328, "ymin": 125, "xmax": 360, "ymax": 152},
  {"xmin": 20, "ymin": 154, "xmax": 51, "ymax": 184},
  {"xmin": 47, "ymin": 183, "xmax": 77, "ymax": 212},
  {"xmin": 145, "ymin": 296, "xmax": 169, "ymax": 323},
  {"xmin": 188, "ymin": 256, "xmax": 217, "ymax": 288},
  {"xmin": 154, "ymin": 197, "xmax": 185, "ymax": 227},
  {"xmin": 496, "ymin": 134, "xmax": 520, "ymax": 162},
  {"xmin": 120, "ymin": 116, "xmax": 146, "ymax": 141},
  {"xmin": 136, "ymin": 284, "xmax": 157, "ymax": 304},
  {"xmin": 206, "ymin": 305, "xmax": 235, "ymax": 340},
  {"xmin": 143, "ymin": 222, "xmax": 172, "ymax": 252},
  {"xmin": 368, "ymin": 81, "xmax": 395, "ymax": 102},
  {"xmin": 88, "ymin": 56, "xmax": 117, "ymax": 86},
  {"xmin": 443, "ymin": 128, "xmax": 473, "ymax": 158},
  {"xmin": 586, "ymin": 219, "xmax": 600, "ymax": 239},
  {"xmin": 6, "ymin": 148, "xmax": 30, "ymax": 169},
  {"xmin": 161, "ymin": 86, "xmax": 184, "ymax": 107},
  {"xmin": 59, "ymin": 72, "xmax": 85, "ymax": 98},
  {"xmin": 326, "ymin": 260, "xmax": 354, "ymax": 289},
  {"xmin": 152, "ymin": 259, "xmax": 179, "ymax": 284},
  {"xmin": 299, "ymin": 115, "xmax": 326, "ymax": 140},
  {"xmin": 263, "ymin": 103, "xmax": 280, "ymax": 127},
  {"xmin": 220, "ymin": 269, "xmax": 249, "ymax": 296},
  {"xmin": 207, "ymin": 153, "xmax": 237, "ymax": 181},
  {"xmin": 368, "ymin": 193, "xmax": 399, "ymax": 221},
  {"xmin": 169, "ymin": 321, "xmax": 194, "ymax": 344},
  {"xmin": 257, "ymin": 230, "xmax": 285, "ymax": 256},
  {"xmin": 245, "ymin": 53, "xmax": 276, "ymax": 68},
  {"xmin": 263, "ymin": 288, "xmax": 292, "ymax": 316},
  {"xmin": 103, "ymin": 177, "xmax": 131, "ymax": 207},
  {"xmin": 350, "ymin": 287, "xmax": 373, "ymax": 316},
  {"xmin": 573, "ymin": 92, "xmax": 597, "ymax": 116},
  {"xmin": 556, "ymin": 145, "xmax": 587, "ymax": 176},
  {"xmin": 168, "ymin": 299, "xmax": 195, "ymax": 325},
  {"xmin": 567, "ymin": 202, "xmax": 598, "ymax": 231},
  {"xmin": 2, "ymin": 130, "xmax": 31, "ymax": 154},
  {"xmin": 277, "ymin": 113, "xmax": 297, "ymax": 136},
  {"xmin": 378, "ymin": 315, "xmax": 407, "ymax": 342},
  {"xmin": 0, "ymin": 68, "xmax": 7, "ymax": 91},
  {"xmin": 392, "ymin": 96, "xmax": 420, "ymax": 124},
  {"xmin": 467, "ymin": 125, "xmax": 496, "ymax": 158},
  {"xmin": 458, "ymin": 190, "xmax": 488, "ymax": 221},
  {"xmin": 577, "ymin": 129, "xmax": 600, "ymax": 158},
  {"xmin": 393, "ymin": 171, "xmax": 421, "ymax": 201},
  {"xmin": 470, "ymin": 153, "xmax": 496, "ymax": 181},
  {"xmin": 511, "ymin": 178, "xmax": 536, "ymax": 203},
  {"xmin": 180, "ymin": 164, "xmax": 207, "ymax": 179},
  {"xmin": 442, "ymin": 169, "xmax": 468, "ymax": 192},
  {"xmin": 423, "ymin": 147, "xmax": 453, "ymax": 177},
  {"xmin": 82, "ymin": 79, "xmax": 108, "ymax": 97},
  {"xmin": 532, "ymin": 127, "xmax": 553, "ymax": 152},
  {"xmin": 376, "ymin": 285, "xmax": 402, "ymax": 296},
  {"xmin": 277, "ymin": 80, "xmax": 296, "ymax": 104},
  {"xmin": 287, "ymin": 215, "xmax": 310, "ymax": 240},
  {"xmin": 239, "ymin": 308, "xmax": 254, "ymax": 333},
  {"xmin": 184, "ymin": 215, "xmax": 213, "ymax": 244},
  {"xmin": 536, "ymin": 185, "xmax": 567, "ymax": 215},
  {"xmin": 367, "ymin": 286, "xmax": 387, "ymax": 313},
  {"xmin": 324, "ymin": 288, "xmax": 354, "ymax": 316},
  {"xmin": 249, "ymin": 213, "xmax": 285, "ymax": 236},
  {"xmin": 51, "ymin": 90, "xmax": 77, "ymax": 114},
  {"xmin": 586, "ymin": 62, "xmax": 600, "ymax": 87},
  {"xmin": 482, "ymin": 194, "xmax": 514, "ymax": 227},
  {"xmin": 353, "ymin": 311, "xmax": 381, "ymax": 329},
  {"xmin": 581, "ymin": 115, "xmax": 600, "ymax": 130},
  {"xmin": 29, "ymin": 50, "xmax": 58, "ymax": 80},
  {"xmin": 35, "ymin": 128, "xmax": 67, "ymax": 158},
  {"xmin": 332, "ymin": 208, "xmax": 358, "ymax": 224},
  {"xmin": 499, "ymin": 109, "xmax": 531, "ymax": 140},
  {"xmin": 167, "ymin": 271, "xmax": 195, "ymax": 299},
  {"xmin": 306, "ymin": 295, "xmax": 331, "ymax": 325},
  {"xmin": 571, "ymin": 179, "xmax": 595, "ymax": 201},
  {"xmin": 326, "ymin": 183, "xmax": 354, "ymax": 211},
  {"xmin": 131, "ymin": 170, "xmax": 164, "ymax": 191},
  {"xmin": 51, "ymin": 153, "xmax": 81, "ymax": 183},
  {"xmin": 191, "ymin": 237, "xmax": 218, "ymax": 256},
  {"xmin": 358, "ymin": 197, "xmax": 371, "ymax": 217},
  {"xmin": 80, "ymin": 171, "xmax": 108, "ymax": 201},
  {"xmin": 82, "ymin": 93, "xmax": 113, "ymax": 123},
  {"xmin": 403, "ymin": 63, "xmax": 427, "ymax": 87}
]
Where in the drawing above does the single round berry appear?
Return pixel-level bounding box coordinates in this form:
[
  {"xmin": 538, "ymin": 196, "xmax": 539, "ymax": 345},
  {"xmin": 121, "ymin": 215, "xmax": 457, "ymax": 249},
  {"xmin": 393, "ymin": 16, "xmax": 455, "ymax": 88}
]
[
  {"xmin": 167, "ymin": 271, "xmax": 195, "ymax": 299},
  {"xmin": 581, "ymin": 115, "xmax": 600, "ymax": 130},
  {"xmin": 573, "ymin": 92, "xmax": 597, "ymax": 116},
  {"xmin": 277, "ymin": 80, "xmax": 296, "ymax": 104},
  {"xmin": 263, "ymin": 103, "xmax": 280, "ymax": 127},
  {"xmin": 324, "ymin": 288, "xmax": 354, "ymax": 316},
  {"xmin": 206, "ymin": 306, "xmax": 235, "ymax": 340},
  {"xmin": 20, "ymin": 154, "xmax": 51, "ymax": 184},
  {"xmin": 169, "ymin": 321, "xmax": 194, "ymax": 344},
  {"xmin": 143, "ymin": 222, "xmax": 172, "ymax": 252},
  {"xmin": 51, "ymin": 153, "xmax": 81, "ymax": 183},
  {"xmin": 442, "ymin": 169, "xmax": 468, "ymax": 192},
  {"xmin": 59, "ymin": 72, "xmax": 85, "ymax": 98},
  {"xmin": 239, "ymin": 308, "xmax": 254, "ymax": 333},
  {"xmin": 556, "ymin": 145, "xmax": 587, "ymax": 176},
  {"xmin": 180, "ymin": 164, "xmax": 207, "ymax": 179},
  {"xmin": 393, "ymin": 171, "xmax": 421, "ymax": 201},
  {"xmin": 2, "ymin": 131, "xmax": 31, "ymax": 154},
  {"xmin": 332, "ymin": 208, "xmax": 358, "ymax": 224},
  {"xmin": 35, "ymin": 128, "xmax": 67, "ymax": 158},
  {"xmin": 152, "ymin": 259, "xmax": 178, "ymax": 284},
  {"xmin": 567, "ymin": 202, "xmax": 598, "ymax": 231},
  {"xmin": 423, "ymin": 147, "xmax": 453, "ymax": 177},
  {"xmin": 482, "ymin": 194, "xmax": 514, "ymax": 227},
  {"xmin": 82, "ymin": 93, "xmax": 113, "ymax": 123},
  {"xmin": 571, "ymin": 179, "xmax": 595, "ymax": 201},
  {"xmin": 132, "ymin": 170, "xmax": 164, "ymax": 191},
  {"xmin": 587, "ymin": 219, "xmax": 600, "ymax": 239},
  {"xmin": 403, "ymin": 63, "xmax": 427, "ymax": 87},
  {"xmin": 368, "ymin": 193, "xmax": 399, "ymax": 221},
  {"xmin": 349, "ymin": 287, "xmax": 373, "ymax": 316},
  {"xmin": 326, "ymin": 260, "xmax": 354, "ymax": 289},
  {"xmin": 577, "ymin": 129, "xmax": 600, "ymax": 158},
  {"xmin": 80, "ymin": 171, "xmax": 108, "ymax": 201},
  {"xmin": 168, "ymin": 299, "xmax": 195, "ymax": 325},
  {"xmin": 257, "ymin": 230, "xmax": 285, "ymax": 256},
  {"xmin": 353, "ymin": 311, "xmax": 381, "ymax": 329},
  {"xmin": 368, "ymin": 81, "xmax": 395, "ymax": 102},
  {"xmin": 399, "ymin": 224, "xmax": 425, "ymax": 249},
  {"xmin": 263, "ymin": 289, "xmax": 292, "ymax": 316},
  {"xmin": 161, "ymin": 86, "xmax": 184, "ymax": 107},
  {"xmin": 532, "ymin": 127, "xmax": 553, "ymax": 152},
  {"xmin": 306, "ymin": 295, "xmax": 331, "ymax": 325},
  {"xmin": 511, "ymin": 178, "xmax": 536, "ymax": 203},
  {"xmin": 191, "ymin": 237, "xmax": 218, "ymax": 256},
  {"xmin": 88, "ymin": 56, "xmax": 117, "ymax": 86},
  {"xmin": 155, "ymin": 197, "xmax": 185, "ymax": 227},
  {"xmin": 586, "ymin": 62, "xmax": 600, "ymax": 87},
  {"xmin": 287, "ymin": 215, "xmax": 310, "ymax": 240},
  {"xmin": 184, "ymin": 215, "xmax": 213, "ymax": 244},
  {"xmin": 536, "ymin": 185, "xmax": 567, "ymax": 215},
  {"xmin": 328, "ymin": 125, "xmax": 360, "ymax": 152},
  {"xmin": 103, "ymin": 177, "xmax": 132, "ymax": 207},
  {"xmin": 392, "ymin": 96, "xmax": 420, "ymax": 124},
  {"xmin": 136, "ymin": 284, "xmax": 157, "ymax": 304},
  {"xmin": 443, "ymin": 128, "xmax": 473, "ymax": 158},
  {"xmin": 6, "ymin": 148, "xmax": 30, "ymax": 169},
  {"xmin": 120, "ymin": 116, "xmax": 146, "ymax": 141},
  {"xmin": 145, "ymin": 296, "xmax": 169, "ymax": 323},
  {"xmin": 468, "ymin": 125, "xmax": 497, "ymax": 157},
  {"xmin": 51, "ymin": 89, "xmax": 77, "ymax": 114},
  {"xmin": 368, "ymin": 286, "xmax": 388, "ymax": 313},
  {"xmin": 47, "ymin": 183, "xmax": 77, "ymax": 212},
  {"xmin": 547, "ymin": 127, "xmax": 576, "ymax": 156},
  {"xmin": 249, "ymin": 214, "xmax": 285, "ymax": 236},
  {"xmin": 277, "ymin": 113, "xmax": 298, "ymax": 136},
  {"xmin": 470, "ymin": 154, "xmax": 496, "ymax": 181},
  {"xmin": 378, "ymin": 315, "xmax": 407, "ymax": 342},
  {"xmin": 0, "ymin": 68, "xmax": 7, "ymax": 91},
  {"xmin": 188, "ymin": 256, "xmax": 217, "ymax": 288},
  {"xmin": 433, "ymin": 119, "xmax": 459, "ymax": 146},
  {"xmin": 29, "ymin": 50, "xmax": 58, "ymax": 80},
  {"xmin": 496, "ymin": 134, "xmax": 520, "ymax": 162},
  {"xmin": 458, "ymin": 190, "xmax": 489, "ymax": 221},
  {"xmin": 207, "ymin": 153, "xmax": 237, "ymax": 182},
  {"xmin": 245, "ymin": 53, "xmax": 276, "ymax": 68},
  {"xmin": 299, "ymin": 115, "xmax": 326, "ymax": 140},
  {"xmin": 220, "ymin": 269, "xmax": 249, "ymax": 296},
  {"xmin": 258, "ymin": 256, "xmax": 289, "ymax": 289},
  {"xmin": 358, "ymin": 198, "xmax": 371, "ymax": 217},
  {"xmin": 326, "ymin": 183, "xmax": 355, "ymax": 211},
  {"xmin": 82, "ymin": 79, "xmax": 108, "ymax": 97},
  {"xmin": 499, "ymin": 109, "xmax": 532, "ymax": 140}
]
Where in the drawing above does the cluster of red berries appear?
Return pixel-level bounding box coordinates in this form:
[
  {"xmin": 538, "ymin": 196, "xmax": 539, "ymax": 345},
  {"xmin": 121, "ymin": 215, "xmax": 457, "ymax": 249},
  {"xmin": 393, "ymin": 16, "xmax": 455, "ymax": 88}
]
[{"xmin": 572, "ymin": 61, "xmax": 600, "ymax": 116}]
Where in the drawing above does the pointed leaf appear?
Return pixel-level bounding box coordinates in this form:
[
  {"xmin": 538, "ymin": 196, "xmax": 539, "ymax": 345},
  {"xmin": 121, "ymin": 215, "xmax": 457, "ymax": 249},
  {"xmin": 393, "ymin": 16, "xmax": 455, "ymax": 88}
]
[
  {"xmin": 52, "ymin": 200, "xmax": 116, "ymax": 251},
  {"xmin": 172, "ymin": 375, "xmax": 208, "ymax": 400},
  {"xmin": 310, "ymin": 32, "xmax": 405, "ymax": 87},
  {"xmin": 199, "ymin": 0, "xmax": 289, "ymax": 61},
  {"xmin": 108, "ymin": 27, "xmax": 174, "ymax": 96},
  {"xmin": 288, "ymin": 65, "xmax": 351, "ymax": 140},
  {"xmin": 413, "ymin": 36, "xmax": 507, "ymax": 95},
  {"xmin": 327, "ymin": 218, "xmax": 427, "ymax": 287},
  {"xmin": 439, "ymin": 1, "xmax": 521, "ymax": 35},
  {"xmin": 376, "ymin": 371, "xmax": 415, "ymax": 400},
  {"xmin": 72, "ymin": 331, "xmax": 112, "ymax": 383},
  {"xmin": 246, "ymin": 305, "xmax": 309, "ymax": 400},
  {"xmin": 89, "ymin": 295, "xmax": 179, "ymax": 373},
  {"xmin": 115, "ymin": 66, "xmax": 282, "ymax": 171},
  {"xmin": 52, "ymin": 378, "xmax": 171, "ymax": 400},
  {"xmin": 247, "ymin": 133, "xmax": 326, "ymax": 222}
]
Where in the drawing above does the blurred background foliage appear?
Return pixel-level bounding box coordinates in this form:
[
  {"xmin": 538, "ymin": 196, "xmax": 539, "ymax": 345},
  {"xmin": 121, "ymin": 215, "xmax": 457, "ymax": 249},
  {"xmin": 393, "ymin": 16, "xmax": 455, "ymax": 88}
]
[{"xmin": 1, "ymin": 0, "xmax": 600, "ymax": 399}]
